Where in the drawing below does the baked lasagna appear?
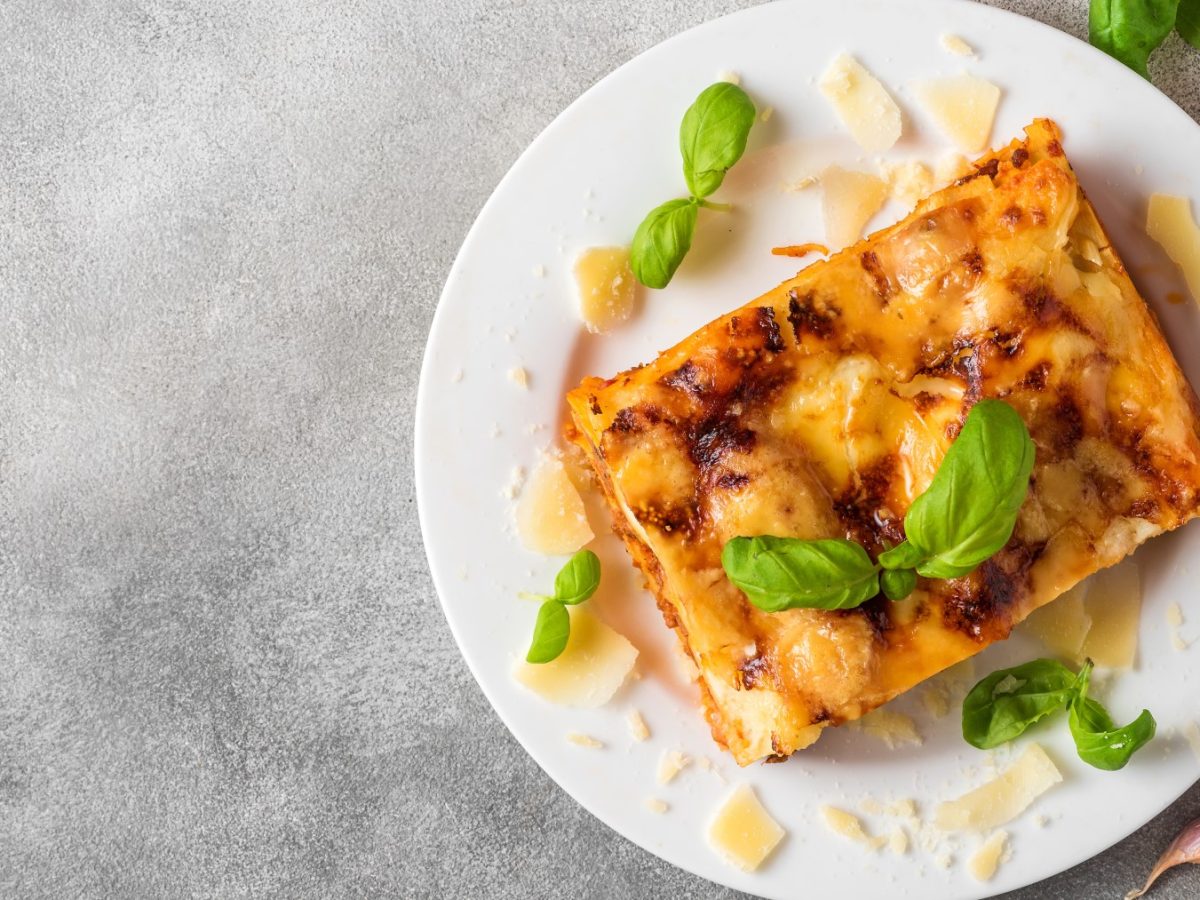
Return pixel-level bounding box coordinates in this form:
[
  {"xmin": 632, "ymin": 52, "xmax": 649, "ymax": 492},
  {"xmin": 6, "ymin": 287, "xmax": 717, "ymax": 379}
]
[{"xmin": 566, "ymin": 120, "xmax": 1200, "ymax": 766}]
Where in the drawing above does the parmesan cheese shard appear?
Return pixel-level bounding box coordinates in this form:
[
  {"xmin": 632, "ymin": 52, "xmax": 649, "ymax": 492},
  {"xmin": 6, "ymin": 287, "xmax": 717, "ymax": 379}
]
[
  {"xmin": 657, "ymin": 749, "xmax": 690, "ymax": 785},
  {"xmin": 626, "ymin": 709, "xmax": 650, "ymax": 742},
  {"xmin": 913, "ymin": 74, "xmax": 1001, "ymax": 153},
  {"xmin": 1080, "ymin": 560, "xmax": 1141, "ymax": 669},
  {"xmin": 935, "ymin": 743, "xmax": 1062, "ymax": 832},
  {"xmin": 644, "ymin": 797, "xmax": 669, "ymax": 814},
  {"xmin": 940, "ymin": 34, "xmax": 976, "ymax": 57},
  {"xmin": 818, "ymin": 54, "xmax": 902, "ymax": 152},
  {"xmin": 566, "ymin": 732, "xmax": 604, "ymax": 749},
  {"xmin": 1185, "ymin": 722, "xmax": 1200, "ymax": 762},
  {"xmin": 849, "ymin": 707, "xmax": 923, "ymax": 748},
  {"xmin": 821, "ymin": 166, "xmax": 888, "ymax": 250},
  {"xmin": 1021, "ymin": 582, "xmax": 1091, "ymax": 661},
  {"xmin": 821, "ymin": 806, "xmax": 881, "ymax": 849},
  {"xmin": 575, "ymin": 246, "xmax": 637, "ymax": 334},
  {"xmin": 708, "ymin": 785, "xmax": 786, "ymax": 872},
  {"xmin": 968, "ymin": 831, "xmax": 1009, "ymax": 881},
  {"xmin": 513, "ymin": 607, "xmax": 637, "ymax": 707},
  {"xmin": 1146, "ymin": 194, "xmax": 1200, "ymax": 303},
  {"xmin": 514, "ymin": 455, "xmax": 594, "ymax": 555}
]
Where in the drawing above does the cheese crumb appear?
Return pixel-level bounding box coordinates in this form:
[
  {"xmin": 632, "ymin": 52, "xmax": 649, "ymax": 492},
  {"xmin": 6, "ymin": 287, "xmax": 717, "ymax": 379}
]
[
  {"xmin": 626, "ymin": 709, "xmax": 650, "ymax": 742},
  {"xmin": 450, "ymin": 368, "xmax": 464, "ymax": 384},
  {"xmin": 507, "ymin": 366, "xmax": 529, "ymax": 389},
  {"xmin": 1080, "ymin": 560, "xmax": 1141, "ymax": 668},
  {"xmin": 1185, "ymin": 722, "xmax": 1200, "ymax": 762},
  {"xmin": 716, "ymin": 69, "xmax": 741, "ymax": 86},
  {"xmin": 1172, "ymin": 632, "xmax": 1190, "ymax": 652},
  {"xmin": 939, "ymin": 34, "xmax": 976, "ymax": 57},
  {"xmin": 821, "ymin": 166, "xmax": 889, "ymax": 250},
  {"xmin": 851, "ymin": 707, "xmax": 923, "ymax": 748},
  {"xmin": 935, "ymin": 152, "xmax": 973, "ymax": 185},
  {"xmin": 934, "ymin": 852, "xmax": 954, "ymax": 870},
  {"xmin": 657, "ymin": 749, "xmax": 691, "ymax": 785},
  {"xmin": 708, "ymin": 785, "xmax": 786, "ymax": 872},
  {"xmin": 913, "ymin": 74, "xmax": 1001, "ymax": 153},
  {"xmin": 818, "ymin": 54, "xmax": 902, "ymax": 152},
  {"xmin": 513, "ymin": 607, "xmax": 637, "ymax": 707},
  {"xmin": 935, "ymin": 743, "xmax": 1062, "ymax": 832},
  {"xmin": 859, "ymin": 797, "xmax": 884, "ymax": 816},
  {"xmin": 821, "ymin": 806, "xmax": 879, "ymax": 849},
  {"xmin": 644, "ymin": 797, "xmax": 668, "ymax": 814},
  {"xmin": 531, "ymin": 264, "xmax": 547, "ymax": 278},
  {"xmin": 879, "ymin": 160, "xmax": 934, "ymax": 209},
  {"xmin": 1032, "ymin": 814, "xmax": 1049, "ymax": 828},
  {"xmin": 888, "ymin": 798, "xmax": 918, "ymax": 821},
  {"xmin": 759, "ymin": 105, "xmax": 774, "ymax": 123},
  {"xmin": 889, "ymin": 828, "xmax": 910, "ymax": 855},
  {"xmin": 1146, "ymin": 194, "xmax": 1200, "ymax": 303},
  {"xmin": 566, "ymin": 732, "xmax": 603, "ymax": 749},
  {"xmin": 921, "ymin": 685, "xmax": 951, "ymax": 719},
  {"xmin": 968, "ymin": 830, "xmax": 1009, "ymax": 881},
  {"xmin": 500, "ymin": 465, "xmax": 527, "ymax": 500},
  {"xmin": 1168, "ymin": 603, "xmax": 1185, "ymax": 627},
  {"xmin": 514, "ymin": 455, "xmax": 594, "ymax": 554}
]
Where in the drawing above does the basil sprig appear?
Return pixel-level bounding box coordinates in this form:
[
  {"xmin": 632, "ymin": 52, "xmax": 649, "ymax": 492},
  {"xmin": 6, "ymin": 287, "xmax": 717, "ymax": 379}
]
[
  {"xmin": 630, "ymin": 82, "xmax": 755, "ymax": 289},
  {"xmin": 722, "ymin": 399, "xmax": 1034, "ymax": 613},
  {"xmin": 524, "ymin": 550, "xmax": 602, "ymax": 663},
  {"xmin": 963, "ymin": 657, "xmax": 1157, "ymax": 770},
  {"xmin": 1089, "ymin": 0, "xmax": 1194, "ymax": 77}
]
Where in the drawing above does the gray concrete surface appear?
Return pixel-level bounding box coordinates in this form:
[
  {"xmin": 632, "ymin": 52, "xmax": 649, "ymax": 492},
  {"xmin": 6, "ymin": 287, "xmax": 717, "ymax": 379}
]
[{"xmin": 1, "ymin": 0, "xmax": 1197, "ymax": 897}]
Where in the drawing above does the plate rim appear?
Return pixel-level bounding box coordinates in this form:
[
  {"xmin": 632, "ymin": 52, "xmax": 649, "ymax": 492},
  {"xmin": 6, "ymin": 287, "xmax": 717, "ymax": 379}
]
[{"xmin": 414, "ymin": 2, "xmax": 1200, "ymax": 897}]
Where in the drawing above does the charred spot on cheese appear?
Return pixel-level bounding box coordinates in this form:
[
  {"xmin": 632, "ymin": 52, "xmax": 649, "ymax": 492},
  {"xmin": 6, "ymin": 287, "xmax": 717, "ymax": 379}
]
[
  {"xmin": 564, "ymin": 120, "xmax": 1200, "ymax": 766},
  {"xmin": 787, "ymin": 289, "xmax": 840, "ymax": 342}
]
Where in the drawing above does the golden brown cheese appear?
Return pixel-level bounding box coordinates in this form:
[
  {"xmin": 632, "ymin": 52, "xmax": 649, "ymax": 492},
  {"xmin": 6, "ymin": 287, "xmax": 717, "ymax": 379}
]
[{"xmin": 566, "ymin": 121, "xmax": 1200, "ymax": 766}]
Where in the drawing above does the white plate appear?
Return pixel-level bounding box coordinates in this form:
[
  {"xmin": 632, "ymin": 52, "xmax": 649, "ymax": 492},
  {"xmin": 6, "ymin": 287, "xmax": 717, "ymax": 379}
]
[{"xmin": 415, "ymin": 2, "xmax": 1200, "ymax": 897}]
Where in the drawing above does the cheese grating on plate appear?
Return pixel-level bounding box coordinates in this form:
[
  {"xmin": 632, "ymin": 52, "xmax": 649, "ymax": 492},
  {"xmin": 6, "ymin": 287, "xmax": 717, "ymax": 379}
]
[{"xmin": 566, "ymin": 120, "xmax": 1200, "ymax": 765}]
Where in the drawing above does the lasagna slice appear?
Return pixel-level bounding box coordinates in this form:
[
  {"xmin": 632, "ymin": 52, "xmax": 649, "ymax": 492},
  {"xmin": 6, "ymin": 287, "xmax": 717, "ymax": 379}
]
[{"xmin": 566, "ymin": 120, "xmax": 1200, "ymax": 766}]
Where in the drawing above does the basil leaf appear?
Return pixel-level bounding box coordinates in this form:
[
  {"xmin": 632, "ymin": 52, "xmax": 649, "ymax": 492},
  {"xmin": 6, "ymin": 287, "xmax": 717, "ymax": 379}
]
[
  {"xmin": 630, "ymin": 198, "xmax": 699, "ymax": 289},
  {"xmin": 1178, "ymin": 0, "xmax": 1200, "ymax": 47},
  {"xmin": 679, "ymin": 82, "xmax": 757, "ymax": 200},
  {"xmin": 962, "ymin": 658, "xmax": 1078, "ymax": 749},
  {"xmin": 904, "ymin": 399, "xmax": 1035, "ymax": 580},
  {"xmin": 878, "ymin": 541, "xmax": 921, "ymax": 570},
  {"xmin": 1068, "ymin": 669, "xmax": 1157, "ymax": 770},
  {"xmin": 880, "ymin": 567, "xmax": 917, "ymax": 601},
  {"xmin": 526, "ymin": 600, "xmax": 570, "ymax": 664},
  {"xmin": 554, "ymin": 549, "xmax": 601, "ymax": 606},
  {"xmin": 1090, "ymin": 0, "xmax": 1181, "ymax": 77},
  {"xmin": 722, "ymin": 535, "xmax": 879, "ymax": 612}
]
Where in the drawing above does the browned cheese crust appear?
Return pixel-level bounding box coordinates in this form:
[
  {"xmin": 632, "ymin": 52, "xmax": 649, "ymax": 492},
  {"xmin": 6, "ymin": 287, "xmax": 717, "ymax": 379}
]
[{"xmin": 566, "ymin": 120, "xmax": 1200, "ymax": 765}]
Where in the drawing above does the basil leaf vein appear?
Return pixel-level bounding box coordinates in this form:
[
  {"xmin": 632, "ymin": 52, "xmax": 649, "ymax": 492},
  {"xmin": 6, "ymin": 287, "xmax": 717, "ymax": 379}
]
[
  {"xmin": 905, "ymin": 399, "xmax": 1035, "ymax": 580},
  {"xmin": 680, "ymin": 82, "xmax": 757, "ymax": 199},
  {"xmin": 721, "ymin": 535, "xmax": 879, "ymax": 612},
  {"xmin": 629, "ymin": 198, "xmax": 699, "ymax": 290},
  {"xmin": 1089, "ymin": 0, "xmax": 1181, "ymax": 77},
  {"xmin": 526, "ymin": 600, "xmax": 570, "ymax": 664}
]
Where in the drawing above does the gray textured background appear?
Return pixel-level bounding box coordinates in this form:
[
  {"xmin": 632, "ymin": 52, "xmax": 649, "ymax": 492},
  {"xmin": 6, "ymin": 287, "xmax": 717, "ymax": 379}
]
[{"xmin": 1, "ymin": 0, "xmax": 1197, "ymax": 897}]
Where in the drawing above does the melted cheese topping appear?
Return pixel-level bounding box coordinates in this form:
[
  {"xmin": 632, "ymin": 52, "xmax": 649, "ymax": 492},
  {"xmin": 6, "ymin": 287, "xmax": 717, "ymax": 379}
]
[
  {"xmin": 566, "ymin": 120, "xmax": 1200, "ymax": 765},
  {"xmin": 708, "ymin": 785, "xmax": 786, "ymax": 871}
]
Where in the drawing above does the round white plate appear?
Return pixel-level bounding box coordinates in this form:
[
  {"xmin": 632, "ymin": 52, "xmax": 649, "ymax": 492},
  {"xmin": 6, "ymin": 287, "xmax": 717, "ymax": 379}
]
[{"xmin": 415, "ymin": 2, "xmax": 1200, "ymax": 897}]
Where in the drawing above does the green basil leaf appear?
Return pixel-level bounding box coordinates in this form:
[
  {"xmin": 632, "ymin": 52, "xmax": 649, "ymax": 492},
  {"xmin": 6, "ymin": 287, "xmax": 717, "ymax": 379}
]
[
  {"xmin": 525, "ymin": 600, "xmax": 570, "ymax": 664},
  {"xmin": 630, "ymin": 198, "xmax": 699, "ymax": 289},
  {"xmin": 1090, "ymin": 0, "xmax": 1181, "ymax": 77},
  {"xmin": 878, "ymin": 541, "xmax": 921, "ymax": 570},
  {"xmin": 722, "ymin": 535, "xmax": 879, "ymax": 612},
  {"xmin": 880, "ymin": 567, "xmax": 917, "ymax": 601},
  {"xmin": 679, "ymin": 82, "xmax": 757, "ymax": 199},
  {"xmin": 553, "ymin": 549, "xmax": 601, "ymax": 606},
  {"xmin": 961, "ymin": 658, "xmax": 1078, "ymax": 749},
  {"xmin": 1068, "ymin": 669, "xmax": 1157, "ymax": 770},
  {"xmin": 1178, "ymin": 0, "xmax": 1200, "ymax": 47},
  {"xmin": 905, "ymin": 399, "xmax": 1035, "ymax": 580}
]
